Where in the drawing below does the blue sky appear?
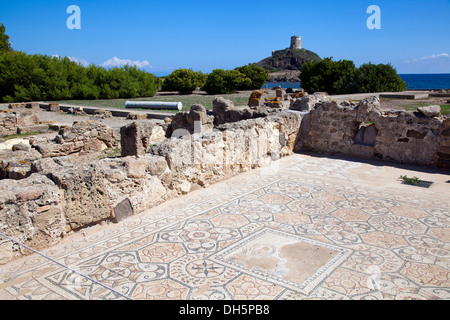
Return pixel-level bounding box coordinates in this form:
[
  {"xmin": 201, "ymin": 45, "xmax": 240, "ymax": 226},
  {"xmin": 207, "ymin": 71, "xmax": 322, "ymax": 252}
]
[{"xmin": 1, "ymin": 0, "xmax": 449, "ymax": 76}]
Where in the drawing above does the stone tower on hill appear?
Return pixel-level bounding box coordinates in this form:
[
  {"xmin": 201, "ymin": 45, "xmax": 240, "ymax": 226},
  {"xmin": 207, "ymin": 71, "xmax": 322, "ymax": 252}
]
[{"xmin": 290, "ymin": 35, "xmax": 302, "ymax": 49}]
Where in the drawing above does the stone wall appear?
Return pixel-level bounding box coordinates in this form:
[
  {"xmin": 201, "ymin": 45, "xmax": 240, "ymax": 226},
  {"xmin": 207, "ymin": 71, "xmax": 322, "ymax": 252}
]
[
  {"xmin": 0, "ymin": 104, "xmax": 302, "ymax": 263},
  {"xmin": 0, "ymin": 110, "xmax": 44, "ymax": 136},
  {"xmin": 436, "ymin": 117, "xmax": 450, "ymax": 170},
  {"xmin": 33, "ymin": 120, "xmax": 120, "ymax": 158},
  {"xmin": 296, "ymin": 96, "xmax": 449, "ymax": 168},
  {"xmin": 0, "ymin": 174, "xmax": 65, "ymax": 264}
]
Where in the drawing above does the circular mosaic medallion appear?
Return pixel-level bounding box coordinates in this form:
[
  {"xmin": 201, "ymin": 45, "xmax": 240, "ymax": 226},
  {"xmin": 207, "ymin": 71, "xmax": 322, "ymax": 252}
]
[{"xmin": 369, "ymin": 215, "xmax": 427, "ymax": 235}]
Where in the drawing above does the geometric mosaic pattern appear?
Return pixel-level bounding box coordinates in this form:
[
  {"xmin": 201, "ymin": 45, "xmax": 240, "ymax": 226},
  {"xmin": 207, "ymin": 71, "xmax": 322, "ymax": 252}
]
[{"xmin": 0, "ymin": 154, "xmax": 449, "ymax": 300}]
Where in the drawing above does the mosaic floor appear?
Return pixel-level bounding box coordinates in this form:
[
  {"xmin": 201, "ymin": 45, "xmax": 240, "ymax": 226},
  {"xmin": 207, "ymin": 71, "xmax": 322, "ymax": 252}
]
[{"xmin": 0, "ymin": 154, "xmax": 449, "ymax": 300}]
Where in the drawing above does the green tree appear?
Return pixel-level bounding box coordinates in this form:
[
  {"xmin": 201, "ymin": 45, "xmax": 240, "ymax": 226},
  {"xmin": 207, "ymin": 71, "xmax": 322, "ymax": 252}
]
[
  {"xmin": 202, "ymin": 69, "xmax": 251, "ymax": 94},
  {"xmin": 235, "ymin": 65, "xmax": 269, "ymax": 89},
  {"xmin": 353, "ymin": 63, "xmax": 407, "ymax": 93},
  {"xmin": 300, "ymin": 58, "xmax": 407, "ymax": 94},
  {"xmin": 0, "ymin": 50, "xmax": 161, "ymax": 102},
  {"xmin": 0, "ymin": 23, "xmax": 12, "ymax": 52},
  {"xmin": 161, "ymin": 68, "xmax": 206, "ymax": 94},
  {"xmin": 300, "ymin": 57, "xmax": 356, "ymax": 94}
]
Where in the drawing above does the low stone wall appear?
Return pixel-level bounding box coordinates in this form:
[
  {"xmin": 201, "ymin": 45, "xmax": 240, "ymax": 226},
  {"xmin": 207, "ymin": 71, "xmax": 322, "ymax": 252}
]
[
  {"xmin": 0, "ymin": 109, "xmax": 44, "ymax": 136},
  {"xmin": 33, "ymin": 120, "xmax": 120, "ymax": 158},
  {"xmin": 296, "ymin": 96, "xmax": 450, "ymax": 169}
]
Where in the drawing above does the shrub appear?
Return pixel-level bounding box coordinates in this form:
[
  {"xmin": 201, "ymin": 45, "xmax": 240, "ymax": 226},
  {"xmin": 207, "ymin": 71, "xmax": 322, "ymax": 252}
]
[
  {"xmin": 300, "ymin": 58, "xmax": 357, "ymax": 94},
  {"xmin": 202, "ymin": 69, "xmax": 251, "ymax": 94},
  {"xmin": 0, "ymin": 52, "xmax": 161, "ymax": 102},
  {"xmin": 353, "ymin": 63, "xmax": 407, "ymax": 93},
  {"xmin": 235, "ymin": 65, "xmax": 269, "ymax": 89},
  {"xmin": 300, "ymin": 57, "xmax": 407, "ymax": 94},
  {"xmin": 0, "ymin": 23, "xmax": 161, "ymax": 102},
  {"xmin": 161, "ymin": 68, "xmax": 206, "ymax": 94}
]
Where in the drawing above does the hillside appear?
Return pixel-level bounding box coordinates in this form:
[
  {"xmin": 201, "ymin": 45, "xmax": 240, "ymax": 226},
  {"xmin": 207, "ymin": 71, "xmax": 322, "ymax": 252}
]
[{"xmin": 252, "ymin": 48, "xmax": 322, "ymax": 73}]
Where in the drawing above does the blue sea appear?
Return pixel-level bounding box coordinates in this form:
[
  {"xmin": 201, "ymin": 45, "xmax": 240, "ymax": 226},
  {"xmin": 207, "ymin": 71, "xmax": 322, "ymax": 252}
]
[
  {"xmin": 398, "ymin": 74, "xmax": 450, "ymax": 90},
  {"xmin": 263, "ymin": 74, "xmax": 450, "ymax": 90}
]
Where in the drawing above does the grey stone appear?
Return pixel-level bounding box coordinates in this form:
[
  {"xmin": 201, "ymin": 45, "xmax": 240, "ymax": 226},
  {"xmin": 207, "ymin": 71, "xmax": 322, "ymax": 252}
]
[
  {"xmin": 12, "ymin": 143, "xmax": 30, "ymax": 151},
  {"xmin": 290, "ymin": 92, "xmax": 331, "ymax": 112},
  {"xmin": 168, "ymin": 104, "xmax": 214, "ymax": 136},
  {"xmin": 120, "ymin": 121, "xmax": 154, "ymax": 156},
  {"xmin": 354, "ymin": 126, "xmax": 366, "ymax": 145},
  {"xmin": 363, "ymin": 124, "xmax": 378, "ymax": 146},
  {"xmin": 417, "ymin": 105, "xmax": 441, "ymax": 117},
  {"xmin": 357, "ymin": 96, "xmax": 381, "ymax": 122},
  {"xmin": 112, "ymin": 198, "xmax": 134, "ymax": 223}
]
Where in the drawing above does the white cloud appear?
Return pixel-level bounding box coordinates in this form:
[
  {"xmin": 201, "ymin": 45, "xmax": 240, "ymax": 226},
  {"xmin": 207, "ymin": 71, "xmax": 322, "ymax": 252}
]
[
  {"xmin": 68, "ymin": 56, "xmax": 89, "ymax": 67},
  {"xmin": 51, "ymin": 54, "xmax": 89, "ymax": 67},
  {"xmin": 403, "ymin": 53, "xmax": 450, "ymax": 64},
  {"xmin": 102, "ymin": 56, "xmax": 152, "ymax": 69}
]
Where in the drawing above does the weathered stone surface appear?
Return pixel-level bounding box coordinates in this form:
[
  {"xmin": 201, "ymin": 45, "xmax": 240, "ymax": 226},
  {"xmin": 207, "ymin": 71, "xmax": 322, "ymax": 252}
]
[
  {"xmin": 167, "ymin": 104, "xmax": 214, "ymax": 136},
  {"xmin": 46, "ymin": 163, "xmax": 110, "ymax": 230},
  {"xmin": 48, "ymin": 103, "xmax": 60, "ymax": 112},
  {"xmin": 12, "ymin": 143, "xmax": 30, "ymax": 151},
  {"xmin": 356, "ymin": 96, "xmax": 381, "ymax": 122},
  {"xmin": 417, "ymin": 105, "xmax": 441, "ymax": 117},
  {"xmin": 436, "ymin": 117, "xmax": 450, "ymax": 169},
  {"xmin": 127, "ymin": 112, "xmax": 147, "ymax": 120},
  {"xmin": 212, "ymin": 97, "xmax": 235, "ymax": 125},
  {"xmin": 120, "ymin": 121, "xmax": 155, "ymax": 156},
  {"xmin": 0, "ymin": 110, "xmax": 41, "ymax": 137},
  {"xmin": 248, "ymin": 90, "xmax": 264, "ymax": 107},
  {"xmin": 299, "ymin": 98, "xmax": 445, "ymax": 166},
  {"xmin": 112, "ymin": 198, "xmax": 134, "ymax": 223},
  {"xmin": 212, "ymin": 97, "xmax": 272, "ymax": 126},
  {"xmin": 93, "ymin": 109, "xmax": 113, "ymax": 118},
  {"xmin": 363, "ymin": 124, "xmax": 378, "ymax": 146},
  {"xmin": 0, "ymin": 173, "xmax": 65, "ymax": 263},
  {"xmin": 33, "ymin": 120, "xmax": 119, "ymax": 158},
  {"xmin": 290, "ymin": 92, "xmax": 331, "ymax": 112},
  {"xmin": 1, "ymin": 106, "xmax": 305, "ymax": 263},
  {"xmin": 0, "ymin": 148, "xmax": 42, "ymax": 180}
]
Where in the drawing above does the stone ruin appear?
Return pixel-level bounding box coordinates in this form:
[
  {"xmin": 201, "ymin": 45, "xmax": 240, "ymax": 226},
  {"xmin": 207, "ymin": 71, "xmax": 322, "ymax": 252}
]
[
  {"xmin": 1, "ymin": 93, "xmax": 449, "ymax": 263},
  {"xmin": 0, "ymin": 98, "xmax": 301, "ymax": 263},
  {"xmin": 296, "ymin": 96, "xmax": 450, "ymax": 169}
]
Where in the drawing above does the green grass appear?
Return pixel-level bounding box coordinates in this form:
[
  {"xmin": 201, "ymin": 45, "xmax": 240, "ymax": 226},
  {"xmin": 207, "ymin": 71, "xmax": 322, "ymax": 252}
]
[
  {"xmin": 56, "ymin": 93, "xmax": 250, "ymax": 111},
  {"xmin": 0, "ymin": 131, "xmax": 41, "ymax": 143},
  {"xmin": 98, "ymin": 147, "xmax": 121, "ymax": 159}
]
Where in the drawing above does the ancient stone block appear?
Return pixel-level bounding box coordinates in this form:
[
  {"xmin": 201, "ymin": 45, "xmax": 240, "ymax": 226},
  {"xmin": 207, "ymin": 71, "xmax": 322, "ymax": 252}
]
[
  {"xmin": 48, "ymin": 103, "xmax": 60, "ymax": 112},
  {"xmin": 120, "ymin": 121, "xmax": 154, "ymax": 156},
  {"xmin": 417, "ymin": 105, "xmax": 441, "ymax": 117},
  {"xmin": 356, "ymin": 96, "xmax": 381, "ymax": 122},
  {"xmin": 127, "ymin": 112, "xmax": 147, "ymax": 120},
  {"xmin": 47, "ymin": 163, "xmax": 110, "ymax": 230},
  {"xmin": 93, "ymin": 109, "xmax": 113, "ymax": 118},
  {"xmin": 248, "ymin": 90, "xmax": 264, "ymax": 107},
  {"xmin": 33, "ymin": 121, "xmax": 119, "ymax": 158},
  {"xmin": 354, "ymin": 126, "xmax": 366, "ymax": 145},
  {"xmin": 363, "ymin": 124, "xmax": 378, "ymax": 146},
  {"xmin": 112, "ymin": 198, "xmax": 134, "ymax": 223},
  {"xmin": 0, "ymin": 174, "xmax": 65, "ymax": 263},
  {"xmin": 290, "ymin": 92, "xmax": 331, "ymax": 112}
]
